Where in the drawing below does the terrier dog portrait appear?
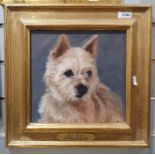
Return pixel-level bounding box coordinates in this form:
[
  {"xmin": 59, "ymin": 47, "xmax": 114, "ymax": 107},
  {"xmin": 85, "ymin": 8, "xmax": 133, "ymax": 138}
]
[{"xmin": 38, "ymin": 34, "xmax": 124, "ymax": 123}]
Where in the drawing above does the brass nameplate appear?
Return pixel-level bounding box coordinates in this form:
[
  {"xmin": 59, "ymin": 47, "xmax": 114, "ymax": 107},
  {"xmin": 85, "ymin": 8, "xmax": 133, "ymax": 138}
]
[{"xmin": 57, "ymin": 133, "xmax": 95, "ymax": 141}]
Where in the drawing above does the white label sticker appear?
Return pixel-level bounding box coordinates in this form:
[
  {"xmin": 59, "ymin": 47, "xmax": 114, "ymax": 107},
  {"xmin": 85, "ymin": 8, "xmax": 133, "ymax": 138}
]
[{"xmin": 118, "ymin": 12, "xmax": 132, "ymax": 19}]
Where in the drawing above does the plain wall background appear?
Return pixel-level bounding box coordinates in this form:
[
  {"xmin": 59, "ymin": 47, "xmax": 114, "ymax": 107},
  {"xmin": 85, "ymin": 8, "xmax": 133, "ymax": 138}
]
[{"xmin": 0, "ymin": 0, "xmax": 155, "ymax": 153}]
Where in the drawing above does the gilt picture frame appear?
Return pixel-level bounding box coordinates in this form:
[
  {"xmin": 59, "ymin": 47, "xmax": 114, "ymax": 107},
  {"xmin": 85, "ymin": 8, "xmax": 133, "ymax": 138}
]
[
  {"xmin": 4, "ymin": 3, "xmax": 151, "ymax": 147},
  {"xmin": 1, "ymin": 0, "xmax": 121, "ymax": 4}
]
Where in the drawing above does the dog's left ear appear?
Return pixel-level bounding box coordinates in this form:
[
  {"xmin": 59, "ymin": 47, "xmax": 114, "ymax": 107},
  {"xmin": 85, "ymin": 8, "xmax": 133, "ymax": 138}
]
[
  {"xmin": 83, "ymin": 35, "xmax": 99, "ymax": 57},
  {"xmin": 51, "ymin": 34, "xmax": 70, "ymax": 59}
]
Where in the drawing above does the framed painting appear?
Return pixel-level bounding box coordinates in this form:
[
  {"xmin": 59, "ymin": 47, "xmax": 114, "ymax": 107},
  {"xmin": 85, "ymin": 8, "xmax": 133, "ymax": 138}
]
[{"xmin": 4, "ymin": 3, "xmax": 151, "ymax": 147}]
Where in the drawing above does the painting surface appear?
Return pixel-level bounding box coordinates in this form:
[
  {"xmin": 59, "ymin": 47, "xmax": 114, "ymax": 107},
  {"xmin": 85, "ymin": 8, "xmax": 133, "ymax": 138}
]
[{"xmin": 30, "ymin": 31, "xmax": 126, "ymax": 123}]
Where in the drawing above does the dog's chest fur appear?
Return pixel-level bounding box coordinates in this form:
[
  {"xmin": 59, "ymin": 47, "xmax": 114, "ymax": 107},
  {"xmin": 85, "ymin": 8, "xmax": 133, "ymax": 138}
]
[
  {"xmin": 39, "ymin": 93, "xmax": 102, "ymax": 123},
  {"xmin": 38, "ymin": 84, "xmax": 123, "ymax": 123}
]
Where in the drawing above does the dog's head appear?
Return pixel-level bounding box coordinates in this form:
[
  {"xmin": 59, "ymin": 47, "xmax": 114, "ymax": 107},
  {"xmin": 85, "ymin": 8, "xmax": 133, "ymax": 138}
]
[{"xmin": 44, "ymin": 34, "xmax": 100, "ymax": 104}]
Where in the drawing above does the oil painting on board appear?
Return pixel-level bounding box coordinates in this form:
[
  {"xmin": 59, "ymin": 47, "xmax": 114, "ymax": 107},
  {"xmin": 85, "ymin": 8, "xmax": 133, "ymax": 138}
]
[{"xmin": 30, "ymin": 31, "xmax": 126, "ymax": 123}]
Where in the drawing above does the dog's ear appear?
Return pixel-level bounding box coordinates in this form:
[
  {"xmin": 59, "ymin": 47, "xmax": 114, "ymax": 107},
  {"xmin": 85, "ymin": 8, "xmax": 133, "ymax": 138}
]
[
  {"xmin": 83, "ymin": 35, "xmax": 99, "ymax": 57},
  {"xmin": 51, "ymin": 35, "xmax": 70, "ymax": 58}
]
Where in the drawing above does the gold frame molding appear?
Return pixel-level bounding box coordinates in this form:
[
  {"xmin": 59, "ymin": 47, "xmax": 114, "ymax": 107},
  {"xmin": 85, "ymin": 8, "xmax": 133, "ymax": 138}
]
[
  {"xmin": 4, "ymin": 4, "xmax": 151, "ymax": 148},
  {"xmin": 1, "ymin": 0, "xmax": 121, "ymax": 4}
]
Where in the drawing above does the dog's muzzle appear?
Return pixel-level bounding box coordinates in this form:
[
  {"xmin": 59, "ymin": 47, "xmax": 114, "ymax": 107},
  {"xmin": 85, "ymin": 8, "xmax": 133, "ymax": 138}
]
[{"xmin": 75, "ymin": 83, "xmax": 88, "ymax": 98}]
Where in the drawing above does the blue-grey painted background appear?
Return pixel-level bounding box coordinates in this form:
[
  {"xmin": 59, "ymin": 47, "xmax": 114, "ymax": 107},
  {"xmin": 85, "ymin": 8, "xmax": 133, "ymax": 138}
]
[{"xmin": 30, "ymin": 31, "xmax": 126, "ymax": 122}]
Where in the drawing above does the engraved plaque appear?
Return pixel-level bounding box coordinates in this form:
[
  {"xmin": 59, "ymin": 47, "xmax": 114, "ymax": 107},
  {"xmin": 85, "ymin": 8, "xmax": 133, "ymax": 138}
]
[{"xmin": 57, "ymin": 133, "xmax": 95, "ymax": 141}]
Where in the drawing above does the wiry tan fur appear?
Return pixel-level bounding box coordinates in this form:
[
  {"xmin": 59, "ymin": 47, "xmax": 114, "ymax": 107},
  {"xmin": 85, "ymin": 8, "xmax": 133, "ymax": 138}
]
[{"xmin": 38, "ymin": 34, "xmax": 124, "ymax": 123}]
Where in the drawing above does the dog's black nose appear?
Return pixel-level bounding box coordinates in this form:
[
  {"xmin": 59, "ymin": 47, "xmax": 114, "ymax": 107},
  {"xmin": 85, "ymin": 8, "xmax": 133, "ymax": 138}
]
[{"xmin": 76, "ymin": 84, "xmax": 88, "ymax": 98}]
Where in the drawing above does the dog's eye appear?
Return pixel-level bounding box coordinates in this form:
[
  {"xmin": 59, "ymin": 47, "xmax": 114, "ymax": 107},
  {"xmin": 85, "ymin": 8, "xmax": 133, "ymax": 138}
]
[
  {"xmin": 87, "ymin": 70, "xmax": 92, "ymax": 77},
  {"xmin": 64, "ymin": 69, "xmax": 74, "ymax": 77}
]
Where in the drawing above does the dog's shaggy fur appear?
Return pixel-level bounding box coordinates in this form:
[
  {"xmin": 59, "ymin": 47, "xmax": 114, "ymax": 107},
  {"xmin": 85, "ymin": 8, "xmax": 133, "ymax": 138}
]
[{"xmin": 38, "ymin": 35, "xmax": 124, "ymax": 123}]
